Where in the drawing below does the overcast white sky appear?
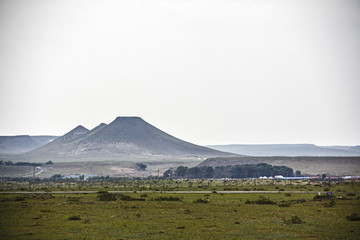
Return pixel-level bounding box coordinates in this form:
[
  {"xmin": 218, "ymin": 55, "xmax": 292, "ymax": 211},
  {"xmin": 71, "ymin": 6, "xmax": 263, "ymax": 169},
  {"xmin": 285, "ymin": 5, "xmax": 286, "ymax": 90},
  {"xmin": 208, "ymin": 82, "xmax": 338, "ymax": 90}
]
[{"xmin": 0, "ymin": 0, "xmax": 359, "ymax": 146}]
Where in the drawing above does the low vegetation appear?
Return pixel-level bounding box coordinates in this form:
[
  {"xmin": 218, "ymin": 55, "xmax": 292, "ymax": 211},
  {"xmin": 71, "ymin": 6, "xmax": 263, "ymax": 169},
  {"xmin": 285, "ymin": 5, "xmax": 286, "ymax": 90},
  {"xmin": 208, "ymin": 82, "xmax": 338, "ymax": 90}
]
[
  {"xmin": 0, "ymin": 180, "xmax": 359, "ymax": 239},
  {"xmin": 245, "ymin": 196, "xmax": 277, "ymax": 205},
  {"xmin": 152, "ymin": 196, "xmax": 182, "ymax": 201},
  {"xmin": 346, "ymin": 213, "xmax": 360, "ymax": 221},
  {"xmin": 68, "ymin": 215, "xmax": 81, "ymax": 221},
  {"xmin": 97, "ymin": 192, "xmax": 117, "ymax": 201}
]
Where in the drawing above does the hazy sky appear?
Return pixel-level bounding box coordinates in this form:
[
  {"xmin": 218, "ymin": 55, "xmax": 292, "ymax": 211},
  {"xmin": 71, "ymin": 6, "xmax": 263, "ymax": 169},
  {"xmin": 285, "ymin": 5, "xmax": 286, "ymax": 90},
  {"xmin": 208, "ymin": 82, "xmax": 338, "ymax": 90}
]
[{"xmin": 1, "ymin": 0, "xmax": 359, "ymax": 146}]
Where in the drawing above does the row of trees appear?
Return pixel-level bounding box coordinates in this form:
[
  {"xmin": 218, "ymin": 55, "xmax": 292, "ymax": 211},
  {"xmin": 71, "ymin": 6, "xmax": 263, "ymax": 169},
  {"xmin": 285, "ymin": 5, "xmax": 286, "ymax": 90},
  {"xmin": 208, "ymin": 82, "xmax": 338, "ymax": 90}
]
[
  {"xmin": 0, "ymin": 160, "xmax": 53, "ymax": 166},
  {"xmin": 163, "ymin": 163, "xmax": 294, "ymax": 179}
]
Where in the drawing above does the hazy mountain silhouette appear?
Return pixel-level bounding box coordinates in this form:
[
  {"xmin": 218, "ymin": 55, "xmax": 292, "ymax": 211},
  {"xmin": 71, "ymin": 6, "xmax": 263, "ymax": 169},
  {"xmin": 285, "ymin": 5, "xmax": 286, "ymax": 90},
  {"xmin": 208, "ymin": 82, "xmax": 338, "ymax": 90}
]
[
  {"xmin": 22, "ymin": 117, "xmax": 230, "ymax": 160},
  {"xmin": 207, "ymin": 144, "xmax": 360, "ymax": 157},
  {"xmin": 0, "ymin": 135, "xmax": 57, "ymax": 154}
]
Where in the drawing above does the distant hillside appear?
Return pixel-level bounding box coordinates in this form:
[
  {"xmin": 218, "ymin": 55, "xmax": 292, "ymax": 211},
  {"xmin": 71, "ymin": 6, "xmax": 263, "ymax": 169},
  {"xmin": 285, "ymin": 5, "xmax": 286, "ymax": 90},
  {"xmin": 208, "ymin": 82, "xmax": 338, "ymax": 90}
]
[
  {"xmin": 198, "ymin": 156, "xmax": 360, "ymax": 176},
  {"xmin": 0, "ymin": 161, "xmax": 147, "ymax": 178},
  {"xmin": 207, "ymin": 144, "xmax": 360, "ymax": 157},
  {"xmin": 19, "ymin": 117, "xmax": 232, "ymax": 161},
  {"xmin": 0, "ymin": 135, "xmax": 57, "ymax": 154}
]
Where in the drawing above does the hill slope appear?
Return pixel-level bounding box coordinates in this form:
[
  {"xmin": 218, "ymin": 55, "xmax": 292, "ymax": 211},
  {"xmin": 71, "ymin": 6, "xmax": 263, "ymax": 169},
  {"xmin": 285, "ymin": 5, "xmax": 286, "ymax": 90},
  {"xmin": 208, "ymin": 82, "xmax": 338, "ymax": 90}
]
[
  {"xmin": 0, "ymin": 135, "xmax": 57, "ymax": 154},
  {"xmin": 207, "ymin": 144, "xmax": 360, "ymax": 156},
  {"xmin": 21, "ymin": 117, "xmax": 231, "ymax": 161},
  {"xmin": 198, "ymin": 156, "xmax": 360, "ymax": 176}
]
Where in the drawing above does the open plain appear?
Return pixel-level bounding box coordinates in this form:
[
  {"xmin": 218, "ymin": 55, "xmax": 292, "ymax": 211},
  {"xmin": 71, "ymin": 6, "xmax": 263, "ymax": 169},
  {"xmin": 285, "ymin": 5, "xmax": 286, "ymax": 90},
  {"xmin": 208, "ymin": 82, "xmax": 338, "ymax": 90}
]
[{"xmin": 0, "ymin": 179, "xmax": 359, "ymax": 239}]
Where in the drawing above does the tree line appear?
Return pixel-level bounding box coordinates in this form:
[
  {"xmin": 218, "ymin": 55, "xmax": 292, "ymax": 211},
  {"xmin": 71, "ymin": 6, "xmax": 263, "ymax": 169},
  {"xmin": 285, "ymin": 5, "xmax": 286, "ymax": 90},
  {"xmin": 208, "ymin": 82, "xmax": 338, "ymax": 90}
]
[
  {"xmin": 163, "ymin": 163, "xmax": 294, "ymax": 179},
  {"xmin": 0, "ymin": 160, "xmax": 53, "ymax": 166}
]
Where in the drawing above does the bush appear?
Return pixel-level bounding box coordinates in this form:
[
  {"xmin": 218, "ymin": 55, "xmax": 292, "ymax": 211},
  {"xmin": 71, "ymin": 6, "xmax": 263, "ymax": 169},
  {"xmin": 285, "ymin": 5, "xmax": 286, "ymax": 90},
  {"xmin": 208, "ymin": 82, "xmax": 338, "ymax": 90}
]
[
  {"xmin": 68, "ymin": 215, "xmax": 81, "ymax": 220},
  {"xmin": 13, "ymin": 196, "xmax": 26, "ymax": 201},
  {"xmin": 152, "ymin": 196, "xmax": 182, "ymax": 201},
  {"xmin": 323, "ymin": 199, "xmax": 336, "ymax": 208},
  {"xmin": 193, "ymin": 198, "xmax": 209, "ymax": 204},
  {"xmin": 283, "ymin": 215, "xmax": 303, "ymax": 224},
  {"xmin": 346, "ymin": 213, "xmax": 360, "ymax": 221},
  {"xmin": 278, "ymin": 201, "xmax": 291, "ymax": 207},
  {"xmin": 256, "ymin": 196, "xmax": 276, "ymax": 205},
  {"xmin": 313, "ymin": 194, "xmax": 333, "ymax": 201},
  {"xmin": 291, "ymin": 216, "xmax": 303, "ymax": 224},
  {"xmin": 119, "ymin": 194, "xmax": 145, "ymax": 201},
  {"xmin": 246, "ymin": 196, "xmax": 276, "ymax": 205},
  {"xmin": 135, "ymin": 163, "xmax": 147, "ymax": 170},
  {"xmin": 97, "ymin": 190, "xmax": 108, "ymax": 194},
  {"xmin": 97, "ymin": 193, "xmax": 117, "ymax": 201}
]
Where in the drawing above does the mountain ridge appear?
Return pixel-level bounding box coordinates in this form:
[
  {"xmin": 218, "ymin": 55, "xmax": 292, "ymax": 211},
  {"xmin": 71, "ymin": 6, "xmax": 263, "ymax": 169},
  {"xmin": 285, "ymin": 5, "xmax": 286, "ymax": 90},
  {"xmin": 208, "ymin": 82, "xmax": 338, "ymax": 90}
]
[
  {"xmin": 207, "ymin": 144, "xmax": 360, "ymax": 157},
  {"xmin": 0, "ymin": 135, "xmax": 58, "ymax": 154},
  {"xmin": 18, "ymin": 116, "xmax": 232, "ymax": 161}
]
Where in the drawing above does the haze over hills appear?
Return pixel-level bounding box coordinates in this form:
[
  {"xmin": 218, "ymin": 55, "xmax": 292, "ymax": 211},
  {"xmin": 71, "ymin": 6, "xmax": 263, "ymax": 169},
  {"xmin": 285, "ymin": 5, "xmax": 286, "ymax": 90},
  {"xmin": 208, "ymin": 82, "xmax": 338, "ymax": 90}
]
[
  {"xmin": 0, "ymin": 135, "xmax": 57, "ymax": 154},
  {"xmin": 207, "ymin": 144, "xmax": 360, "ymax": 157},
  {"xmin": 198, "ymin": 156, "xmax": 360, "ymax": 176},
  {"xmin": 17, "ymin": 117, "xmax": 231, "ymax": 161}
]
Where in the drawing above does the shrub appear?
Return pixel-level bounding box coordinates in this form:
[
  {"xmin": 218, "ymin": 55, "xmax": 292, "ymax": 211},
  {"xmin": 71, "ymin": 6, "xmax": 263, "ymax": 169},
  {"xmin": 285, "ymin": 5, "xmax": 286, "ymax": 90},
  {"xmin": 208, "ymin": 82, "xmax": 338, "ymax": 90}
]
[
  {"xmin": 245, "ymin": 196, "xmax": 276, "ymax": 205},
  {"xmin": 283, "ymin": 215, "xmax": 303, "ymax": 224},
  {"xmin": 323, "ymin": 199, "xmax": 336, "ymax": 208},
  {"xmin": 347, "ymin": 193, "xmax": 356, "ymax": 197},
  {"xmin": 40, "ymin": 209, "xmax": 51, "ymax": 213},
  {"xmin": 291, "ymin": 216, "xmax": 303, "ymax": 224},
  {"xmin": 346, "ymin": 213, "xmax": 360, "ymax": 221},
  {"xmin": 13, "ymin": 196, "xmax": 26, "ymax": 201},
  {"xmin": 313, "ymin": 194, "xmax": 332, "ymax": 201},
  {"xmin": 278, "ymin": 201, "xmax": 291, "ymax": 207},
  {"xmin": 97, "ymin": 193, "xmax": 117, "ymax": 201},
  {"xmin": 97, "ymin": 190, "xmax": 108, "ymax": 194},
  {"xmin": 140, "ymin": 194, "xmax": 148, "ymax": 198},
  {"xmin": 67, "ymin": 197, "xmax": 81, "ymax": 202},
  {"xmin": 68, "ymin": 215, "xmax": 81, "ymax": 220},
  {"xmin": 193, "ymin": 198, "xmax": 209, "ymax": 204},
  {"xmin": 119, "ymin": 194, "xmax": 145, "ymax": 201},
  {"xmin": 256, "ymin": 196, "xmax": 276, "ymax": 205},
  {"xmin": 153, "ymin": 196, "xmax": 181, "ymax": 201}
]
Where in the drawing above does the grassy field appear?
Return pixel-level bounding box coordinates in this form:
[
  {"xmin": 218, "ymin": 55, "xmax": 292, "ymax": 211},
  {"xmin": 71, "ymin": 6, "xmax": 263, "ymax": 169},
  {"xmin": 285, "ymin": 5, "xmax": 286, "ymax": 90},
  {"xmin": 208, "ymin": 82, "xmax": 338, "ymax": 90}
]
[
  {"xmin": 0, "ymin": 192, "xmax": 359, "ymax": 239},
  {"xmin": 0, "ymin": 181, "xmax": 359, "ymax": 239}
]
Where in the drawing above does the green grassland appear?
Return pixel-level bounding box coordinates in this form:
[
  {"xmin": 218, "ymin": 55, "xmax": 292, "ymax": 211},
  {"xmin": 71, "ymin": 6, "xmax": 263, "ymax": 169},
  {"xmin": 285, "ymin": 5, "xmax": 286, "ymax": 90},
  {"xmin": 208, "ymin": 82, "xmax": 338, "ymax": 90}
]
[{"xmin": 0, "ymin": 180, "xmax": 359, "ymax": 239}]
